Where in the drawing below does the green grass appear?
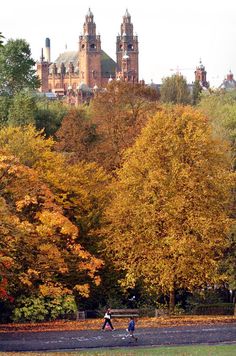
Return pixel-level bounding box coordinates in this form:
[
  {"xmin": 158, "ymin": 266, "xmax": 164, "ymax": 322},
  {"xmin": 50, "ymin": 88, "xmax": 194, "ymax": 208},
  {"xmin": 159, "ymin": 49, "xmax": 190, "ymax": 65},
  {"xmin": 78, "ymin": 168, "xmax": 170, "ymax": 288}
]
[
  {"xmin": 2, "ymin": 344, "xmax": 235, "ymax": 355},
  {"xmin": 78, "ymin": 344, "xmax": 236, "ymax": 355}
]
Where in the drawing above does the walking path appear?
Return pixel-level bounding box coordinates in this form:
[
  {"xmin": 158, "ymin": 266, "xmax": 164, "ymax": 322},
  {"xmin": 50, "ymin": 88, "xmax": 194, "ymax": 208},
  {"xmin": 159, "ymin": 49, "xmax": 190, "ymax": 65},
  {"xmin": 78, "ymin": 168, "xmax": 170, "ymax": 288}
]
[{"xmin": 0, "ymin": 323, "xmax": 235, "ymax": 352}]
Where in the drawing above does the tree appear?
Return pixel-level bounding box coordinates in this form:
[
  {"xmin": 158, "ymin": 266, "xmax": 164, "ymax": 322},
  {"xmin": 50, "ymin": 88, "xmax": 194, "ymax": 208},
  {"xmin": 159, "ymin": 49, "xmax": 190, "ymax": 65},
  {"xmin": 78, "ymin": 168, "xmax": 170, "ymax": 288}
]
[
  {"xmin": 56, "ymin": 82, "xmax": 159, "ymax": 172},
  {"xmin": 102, "ymin": 105, "xmax": 234, "ymax": 311},
  {"xmin": 160, "ymin": 74, "xmax": 191, "ymax": 105},
  {"xmin": 8, "ymin": 91, "xmax": 37, "ymax": 126},
  {"xmin": 0, "ymin": 39, "xmax": 40, "ymax": 95},
  {"xmin": 0, "ymin": 150, "xmax": 104, "ymax": 301},
  {"xmin": 192, "ymin": 80, "xmax": 203, "ymax": 105},
  {"xmin": 0, "ymin": 95, "xmax": 11, "ymax": 127},
  {"xmin": 198, "ymin": 91, "xmax": 236, "ymax": 306},
  {"xmin": 0, "ymin": 33, "xmax": 4, "ymax": 47},
  {"xmin": 35, "ymin": 99, "xmax": 69, "ymax": 137},
  {"xmin": 55, "ymin": 108, "xmax": 98, "ymax": 162},
  {"xmin": 90, "ymin": 81, "xmax": 159, "ymax": 171},
  {"xmin": 0, "ymin": 126, "xmax": 109, "ymax": 303}
]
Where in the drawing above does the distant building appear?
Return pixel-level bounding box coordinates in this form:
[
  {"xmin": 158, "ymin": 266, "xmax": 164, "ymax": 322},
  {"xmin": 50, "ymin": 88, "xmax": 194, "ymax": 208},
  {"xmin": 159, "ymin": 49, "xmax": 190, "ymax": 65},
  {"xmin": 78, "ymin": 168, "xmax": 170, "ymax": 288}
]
[
  {"xmin": 194, "ymin": 60, "xmax": 209, "ymax": 89},
  {"xmin": 219, "ymin": 70, "xmax": 236, "ymax": 91},
  {"xmin": 36, "ymin": 9, "xmax": 139, "ymax": 97},
  {"xmin": 148, "ymin": 60, "xmax": 209, "ymax": 93}
]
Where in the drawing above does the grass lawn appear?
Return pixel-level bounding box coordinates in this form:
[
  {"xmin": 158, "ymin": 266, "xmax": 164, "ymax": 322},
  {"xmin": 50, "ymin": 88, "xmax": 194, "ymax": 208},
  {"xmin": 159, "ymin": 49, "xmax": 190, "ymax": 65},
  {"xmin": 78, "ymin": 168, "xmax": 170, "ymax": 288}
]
[{"xmin": 1, "ymin": 344, "xmax": 236, "ymax": 355}]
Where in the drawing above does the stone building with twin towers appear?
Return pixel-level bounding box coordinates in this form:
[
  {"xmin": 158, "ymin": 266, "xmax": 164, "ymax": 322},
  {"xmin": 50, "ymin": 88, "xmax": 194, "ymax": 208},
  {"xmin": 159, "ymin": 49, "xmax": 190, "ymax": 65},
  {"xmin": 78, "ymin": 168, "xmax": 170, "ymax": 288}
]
[{"xmin": 37, "ymin": 9, "xmax": 139, "ymax": 96}]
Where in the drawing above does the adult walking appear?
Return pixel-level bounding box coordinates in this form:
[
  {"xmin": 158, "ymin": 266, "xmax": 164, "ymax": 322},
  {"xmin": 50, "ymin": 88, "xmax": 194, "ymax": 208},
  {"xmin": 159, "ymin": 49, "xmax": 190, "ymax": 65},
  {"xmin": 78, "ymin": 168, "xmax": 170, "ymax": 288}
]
[{"xmin": 101, "ymin": 308, "xmax": 114, "ymax": 331}]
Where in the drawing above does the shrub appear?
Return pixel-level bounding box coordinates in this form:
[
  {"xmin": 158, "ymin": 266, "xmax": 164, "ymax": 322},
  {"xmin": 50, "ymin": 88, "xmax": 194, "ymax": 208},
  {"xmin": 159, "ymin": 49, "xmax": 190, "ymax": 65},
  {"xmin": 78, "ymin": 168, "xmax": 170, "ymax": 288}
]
[{"xmin": 12, "ymin": 295, "xmax": 77, "ymax": 322}]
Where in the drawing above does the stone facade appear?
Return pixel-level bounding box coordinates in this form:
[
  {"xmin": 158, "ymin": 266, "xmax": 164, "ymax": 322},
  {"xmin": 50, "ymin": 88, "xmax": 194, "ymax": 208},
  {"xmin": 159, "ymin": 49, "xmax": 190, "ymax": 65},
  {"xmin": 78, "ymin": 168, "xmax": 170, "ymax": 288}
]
[{"xmin": 36, "ymin": 9, "xmax": 139, "ymax": 95}]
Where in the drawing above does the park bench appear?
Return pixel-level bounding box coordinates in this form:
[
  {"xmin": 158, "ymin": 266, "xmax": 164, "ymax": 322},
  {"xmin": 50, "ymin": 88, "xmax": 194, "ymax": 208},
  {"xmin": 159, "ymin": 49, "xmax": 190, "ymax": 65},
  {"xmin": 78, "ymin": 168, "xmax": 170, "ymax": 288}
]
[{"xmin": 110, "ymin": 309, "xmax": 139, "ymax": 318}]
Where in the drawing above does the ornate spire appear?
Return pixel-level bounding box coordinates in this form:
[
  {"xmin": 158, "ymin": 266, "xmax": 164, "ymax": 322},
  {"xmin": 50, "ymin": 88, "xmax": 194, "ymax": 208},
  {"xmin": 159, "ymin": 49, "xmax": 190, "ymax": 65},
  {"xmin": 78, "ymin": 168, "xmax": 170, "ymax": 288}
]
[
  {"xmin": 87, "ymin": 8, "xmax": 93, "ymax": 18},
  {"xmin": 124, "ymin": 9, "xmax": 131, "ymax": 18}
]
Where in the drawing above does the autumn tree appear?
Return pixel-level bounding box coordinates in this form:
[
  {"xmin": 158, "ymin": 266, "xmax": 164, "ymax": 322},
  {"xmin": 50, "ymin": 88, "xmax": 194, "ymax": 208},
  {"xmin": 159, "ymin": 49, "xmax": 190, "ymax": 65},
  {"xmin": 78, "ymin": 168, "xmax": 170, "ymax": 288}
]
[
  {"xmin": 88, "ymin": 81, "xmax": 159, "ymax": 171},
  {"xmin": 0, "ymin": 126, "xmax": 109, "ymax": 305},
  {"xmin": 102, "ymin": 105, "xmax": 234, "ymax": 311},
  {"xmin": 160, "ymin": 74, "xmax": 191, "ymax": 105},
  {"xmin": 0, "ymin": 151, "xmax": 104, "ymax": 302},
  {"xmin": 55, "ymin": 107, "xmax": 98, "ymax": 162},
  {"xmin": 0, "ymin": 39, "xmax": 40, "ymax": 95}
]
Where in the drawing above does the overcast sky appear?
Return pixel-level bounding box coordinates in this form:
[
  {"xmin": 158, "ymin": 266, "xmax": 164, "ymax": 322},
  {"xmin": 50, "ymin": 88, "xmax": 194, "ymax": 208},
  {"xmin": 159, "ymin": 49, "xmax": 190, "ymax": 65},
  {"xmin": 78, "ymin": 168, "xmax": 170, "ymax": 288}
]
[{"xmin": 1, "ymin": 0, "xmax": 236, "ymax": 87}]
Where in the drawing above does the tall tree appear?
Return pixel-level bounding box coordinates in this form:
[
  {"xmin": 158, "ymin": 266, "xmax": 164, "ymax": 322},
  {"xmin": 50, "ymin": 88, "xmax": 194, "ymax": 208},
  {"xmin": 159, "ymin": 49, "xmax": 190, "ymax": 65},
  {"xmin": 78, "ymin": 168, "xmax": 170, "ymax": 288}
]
[
  {"xmin": 55, "ymin": 108, "xmax": 98, "ymax": 162},
  {"xmin": 0, "ymin": 32, "xmax": 4, "ymax": 47},
  {"xmin": 0, "ymin": 39, "xmax": 40, "ymax": 95},
  {"xmin": 0, "ymin": 126, "xmax": 109, "ymax": 300},
  {"xmin": 35, "ymin": 99, "xmax": 69, "ymax": 137},
  {"xmin": 90, "ymin": 81, "xmax": 159, "ymax": 171},
  {"xmin": 160, "ymin": 74, "xmax": 191, "ymax": 105},
  {"xmin": 102, "ymin": 105, "xmax": 234, "ymax": 311},
  {"xmin": 0, "ymin": 96, "xmax": 10, "ymax": 127},
  {"xmin": 192, "ymin": 80, "xmax": 203, "ymax": 105},
  {"xmin": 8, "ymin": 91, "xmax": 37, "ymax": 126}
]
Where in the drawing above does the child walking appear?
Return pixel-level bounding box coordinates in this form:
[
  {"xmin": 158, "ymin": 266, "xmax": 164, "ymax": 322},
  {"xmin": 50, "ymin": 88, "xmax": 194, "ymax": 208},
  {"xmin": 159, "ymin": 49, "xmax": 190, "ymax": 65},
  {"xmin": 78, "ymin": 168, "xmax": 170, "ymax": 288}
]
[{"xmin": 127, "ymin": 316, "xmax": 138, "ymax": 341}]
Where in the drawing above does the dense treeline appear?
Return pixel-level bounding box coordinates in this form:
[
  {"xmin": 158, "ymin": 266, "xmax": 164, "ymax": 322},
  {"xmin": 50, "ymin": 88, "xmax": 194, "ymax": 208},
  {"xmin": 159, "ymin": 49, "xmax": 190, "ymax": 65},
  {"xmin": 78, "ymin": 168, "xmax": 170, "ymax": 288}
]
[{"xmin": 0, "ymin": 37, "xmax": 235, "ymax": 322}]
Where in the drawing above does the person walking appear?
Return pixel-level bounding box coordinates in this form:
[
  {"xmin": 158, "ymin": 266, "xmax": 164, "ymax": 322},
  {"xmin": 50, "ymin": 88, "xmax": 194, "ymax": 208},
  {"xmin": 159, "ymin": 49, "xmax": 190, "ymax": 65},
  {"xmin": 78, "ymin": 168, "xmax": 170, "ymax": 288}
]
[
  {"xmin": 127, "ymin": 316, "xmax": 137, "ymax": 341},
  {"xmin": 101, "ymin": 308, "xmax": 114, "ymax": 331}
]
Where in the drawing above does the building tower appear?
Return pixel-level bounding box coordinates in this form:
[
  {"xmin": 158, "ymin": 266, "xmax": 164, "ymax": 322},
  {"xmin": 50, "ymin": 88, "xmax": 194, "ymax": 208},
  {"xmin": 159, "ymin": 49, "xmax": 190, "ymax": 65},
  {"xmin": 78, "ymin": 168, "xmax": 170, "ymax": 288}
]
[
  {"xmin": 194, "ymin": 60, "xmax": 209, "ymax": 88},
  {"xmin": 36, "ymin": 48, "xmax": 49, "ymax": 92},
  {"xmin": 78, "ymin": 8, "xmax": 101, "ymax": 88},
  {"xmin": 116, "ymin": 9, "xmax": 139, "ymax": 82}
]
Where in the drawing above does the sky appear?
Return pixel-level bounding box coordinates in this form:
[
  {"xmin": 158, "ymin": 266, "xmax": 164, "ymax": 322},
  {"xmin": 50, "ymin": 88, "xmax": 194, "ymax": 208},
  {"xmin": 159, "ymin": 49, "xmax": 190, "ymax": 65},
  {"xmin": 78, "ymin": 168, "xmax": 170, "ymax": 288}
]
[{"xmin": 1, "ymin": 0, "xmax": 236, "ymax": 88}]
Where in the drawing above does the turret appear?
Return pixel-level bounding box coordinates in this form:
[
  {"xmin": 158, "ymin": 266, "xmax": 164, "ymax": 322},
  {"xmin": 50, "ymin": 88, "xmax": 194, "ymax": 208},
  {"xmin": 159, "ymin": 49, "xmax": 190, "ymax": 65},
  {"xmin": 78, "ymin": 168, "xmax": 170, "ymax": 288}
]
[
  {"xmin": 116, "ymin": 9, "xmax": 139, "ymax": 82},
  {"xmin": 194, "ymin": 59, "xmax": 209, "ymax": 88},
  {"xmin": 78, "ymin": 8, "xmax": 101, "ymax": 87}
]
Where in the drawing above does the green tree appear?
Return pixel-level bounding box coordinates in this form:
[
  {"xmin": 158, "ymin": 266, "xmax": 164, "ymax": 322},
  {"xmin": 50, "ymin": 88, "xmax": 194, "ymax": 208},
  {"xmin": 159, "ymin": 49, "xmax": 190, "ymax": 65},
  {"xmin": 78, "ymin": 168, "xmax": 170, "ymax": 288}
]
[
  {"xmin": 102, "ymin": 105, "xmax": 234, "ymax": 311},
  {"xmin": 8, "ymin": 91, "xmax": 37, "ymax": 126},
  {"xmin": 192, "ymin": 80, "xmax": 203, "ymax": 105},
  {"xmin": 160, "ymin": 74, "xmax": 191, "ymax": 105},
  {"xmin": 35, "ymin": 99, "xmax": 69, "ymax": 137},
  {"xmin": 0, "ymin": 96, "xmax": 11, "ymax": 127},
  {"xmin": 0, "ymin": 33, "xmax": 4, "ymax": 47},
  {"xmin": 198, "ymin": 91, "xmax": 236, "ymax": 168},
  {"xmin": 0, "ymin": 39, "xmax": 40, "ymax": 95}
]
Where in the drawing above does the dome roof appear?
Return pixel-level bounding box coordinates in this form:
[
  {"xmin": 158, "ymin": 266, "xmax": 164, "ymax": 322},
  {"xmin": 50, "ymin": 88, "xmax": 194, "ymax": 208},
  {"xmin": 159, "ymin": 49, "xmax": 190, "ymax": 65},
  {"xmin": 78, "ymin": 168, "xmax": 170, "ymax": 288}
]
[{"xmin": 78, "ymin": 82, "xmax": 89, "ymax": 92}]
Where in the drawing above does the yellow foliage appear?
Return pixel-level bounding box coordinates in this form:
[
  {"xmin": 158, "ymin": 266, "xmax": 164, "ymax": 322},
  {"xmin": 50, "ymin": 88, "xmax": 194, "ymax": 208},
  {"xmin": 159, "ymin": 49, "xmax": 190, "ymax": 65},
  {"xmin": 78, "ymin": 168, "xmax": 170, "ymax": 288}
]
[
  {"xmin": 19, "ymin": 274, "xmax": 33, "ymax": 287},
  {"xmin": 73, "ymin": 283, "xmax": 90, "ymax": 298},
  {"xmin": 39, "ymin": 282, "xmax": 72, "ymax": 297},
  {"xmin": 16, "ymin": 195, "xmax": 38, "ymax": 211},
  {"xmin": 103, "ymin": 105, "xmax": 235, "ymax": 296},
  {"xmin": 0, "ymin": 126, "xmax": 107, "ymax": 300}
]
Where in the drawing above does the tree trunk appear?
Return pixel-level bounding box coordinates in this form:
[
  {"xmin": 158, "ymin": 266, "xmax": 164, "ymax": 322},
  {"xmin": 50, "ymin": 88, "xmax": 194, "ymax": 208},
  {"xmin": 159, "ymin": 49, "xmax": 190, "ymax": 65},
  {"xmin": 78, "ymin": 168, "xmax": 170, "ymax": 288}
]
[{"xmin": 169, "ymin": 289, "xmax": 175, "ymax": 313}]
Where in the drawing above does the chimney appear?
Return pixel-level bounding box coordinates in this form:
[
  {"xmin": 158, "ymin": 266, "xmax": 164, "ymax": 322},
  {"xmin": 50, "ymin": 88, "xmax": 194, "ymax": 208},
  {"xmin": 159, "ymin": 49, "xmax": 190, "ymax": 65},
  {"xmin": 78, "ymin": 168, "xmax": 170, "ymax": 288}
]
[{"xmin": 45, "ymin": 37, "xmax": 51, "ymax": 63}]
